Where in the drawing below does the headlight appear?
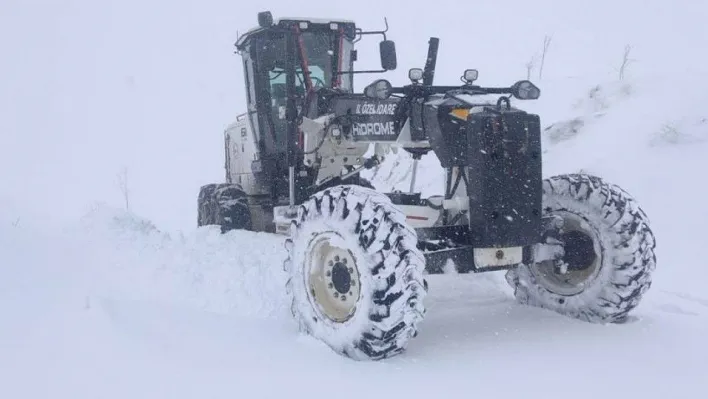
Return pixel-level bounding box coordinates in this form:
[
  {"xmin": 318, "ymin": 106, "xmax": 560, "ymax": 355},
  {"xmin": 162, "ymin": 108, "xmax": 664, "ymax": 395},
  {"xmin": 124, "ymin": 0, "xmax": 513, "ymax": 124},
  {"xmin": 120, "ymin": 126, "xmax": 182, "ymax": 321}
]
[
  {"xmin": 364, "ymin": 79, "xmax": 393, "ymax": 100},
  {"xmin": 511, "ymin": 80, "xmax": 541, "ymax": 100},
  {"xmin": 408, "ymin": 68, "xmax": 423, "ymax": 82},
  {"xmin": 463, "ymin": 69, "xmax": 479, "ymax": 83}
]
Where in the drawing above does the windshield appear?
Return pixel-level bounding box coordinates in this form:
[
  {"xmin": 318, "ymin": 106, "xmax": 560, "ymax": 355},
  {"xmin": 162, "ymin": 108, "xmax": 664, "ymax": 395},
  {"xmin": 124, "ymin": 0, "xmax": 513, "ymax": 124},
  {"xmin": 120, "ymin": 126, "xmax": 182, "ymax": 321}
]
[
  {"xmin": 249, "ymin": 27, "xmax": 353, "ymax": 153},
  {"xmin": 258, "ymin": 29, "xmax": 352, "ymax": 98},
  {"xmin": 267, "ymin": 65, "xmax": 326, "ymax": 97},
  {"xmin": 299, "ymin": 31, "xmax": 334, "ymax": 89}
]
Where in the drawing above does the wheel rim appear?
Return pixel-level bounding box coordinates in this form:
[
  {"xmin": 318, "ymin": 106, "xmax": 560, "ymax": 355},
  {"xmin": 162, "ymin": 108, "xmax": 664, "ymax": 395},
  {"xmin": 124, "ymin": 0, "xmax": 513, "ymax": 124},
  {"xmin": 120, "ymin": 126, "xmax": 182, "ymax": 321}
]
[
  {"xmin": 530, "ymin": 211, "xmax": 603, "ymax": 296},
  {"xmin": 304, "ymin": 231, "xmax": 362, "ymax": 323}
]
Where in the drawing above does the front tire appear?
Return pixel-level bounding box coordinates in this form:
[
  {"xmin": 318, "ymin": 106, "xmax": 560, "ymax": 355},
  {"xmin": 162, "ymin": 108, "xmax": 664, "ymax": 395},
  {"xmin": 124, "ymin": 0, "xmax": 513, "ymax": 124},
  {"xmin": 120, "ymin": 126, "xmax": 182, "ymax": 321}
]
[
  {"xmin": 284, "ymin": 185, "xmax": 427, "ymax": 360},
  {"xmin": 506, "ymin": 174, "xmax": 657, "ymax": 323}
]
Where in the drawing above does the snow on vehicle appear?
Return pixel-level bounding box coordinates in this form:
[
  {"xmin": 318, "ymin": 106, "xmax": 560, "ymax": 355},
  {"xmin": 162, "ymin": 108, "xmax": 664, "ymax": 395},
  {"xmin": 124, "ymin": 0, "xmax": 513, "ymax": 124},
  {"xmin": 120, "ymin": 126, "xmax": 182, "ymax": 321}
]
[{"xmin": 198, "ymin": 11, "xmax": 657, "ymax": 360}]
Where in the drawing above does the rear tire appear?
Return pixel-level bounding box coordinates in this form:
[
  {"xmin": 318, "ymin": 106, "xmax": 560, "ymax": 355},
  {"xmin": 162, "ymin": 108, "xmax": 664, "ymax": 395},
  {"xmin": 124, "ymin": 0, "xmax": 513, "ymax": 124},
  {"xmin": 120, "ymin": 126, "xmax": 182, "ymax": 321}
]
[
  {"xmin": 197, "ymin": 183, "xmax": 252, "ymax": 232},
  {"xmin": 284, "ymin": 185, "xmax": 427, "ymax": 360},
  {"xmin": 505, "ymin": 174, "xmax": 657, "ymax": 323}
]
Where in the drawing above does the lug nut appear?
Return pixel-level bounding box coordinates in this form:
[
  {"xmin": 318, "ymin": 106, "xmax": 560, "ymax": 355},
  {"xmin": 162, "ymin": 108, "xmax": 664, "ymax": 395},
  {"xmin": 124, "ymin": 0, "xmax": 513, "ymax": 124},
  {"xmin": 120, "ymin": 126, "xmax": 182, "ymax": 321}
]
[
  {"xmin": 343, "ymin": 258, "xmax": 347, "ymax": 264},
  {"xmin": 335, "ymin": 256, "xmax": 340, "ymax": 262},
  {"xmin": 326, "ymin": 270, "xmax": 331, "ymax": 277},
  {"xmin": 328, "ymin": 283, "xmax": 333, "ymax": 289},
  {"xmin": 341, "ymin": 295, "xmax": 346, "ymax": 301},
  {"xmin": 328, "ymin": 260, "xmax": 334, "ymax": 267},
  {"xmin": 348, "ymin": 267, "xmax": 353, "ymax": 273},
  {"xmin": 334, "ymin": 292, "xmax": 339, "ymax": 298}
]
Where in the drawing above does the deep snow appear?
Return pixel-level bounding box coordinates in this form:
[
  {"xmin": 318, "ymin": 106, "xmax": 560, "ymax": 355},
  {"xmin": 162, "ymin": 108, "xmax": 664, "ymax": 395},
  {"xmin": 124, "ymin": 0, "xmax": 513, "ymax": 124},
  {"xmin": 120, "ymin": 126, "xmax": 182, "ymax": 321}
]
[
  {"xmin": 2, "ymin": 0, "xmax": 708, "ymax": 398},
  {"xmin": 2, "ymin": 196, "xmax": 707, "ymax": 399}
]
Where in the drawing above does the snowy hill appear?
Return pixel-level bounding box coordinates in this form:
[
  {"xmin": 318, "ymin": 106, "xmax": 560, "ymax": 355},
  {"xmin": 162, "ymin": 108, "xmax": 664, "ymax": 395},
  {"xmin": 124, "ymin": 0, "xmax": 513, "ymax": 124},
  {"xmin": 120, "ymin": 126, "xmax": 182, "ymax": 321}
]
[{"xmin": 2, "ymin": 0, "xmax": 708, "ymax": 398}]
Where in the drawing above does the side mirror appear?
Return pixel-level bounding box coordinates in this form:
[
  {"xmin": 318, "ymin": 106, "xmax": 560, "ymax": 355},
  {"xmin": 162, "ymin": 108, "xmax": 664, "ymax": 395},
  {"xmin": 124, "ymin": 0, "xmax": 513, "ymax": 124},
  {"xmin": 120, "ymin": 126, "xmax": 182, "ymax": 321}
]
[
  {"xmin": 364, "ymin": 79, "xmax": 393, "ymax": 100},
  {"xmin": 379, "ymin": 40, "xmax": 397, "ymax": 71},
  {"xmin": 511, "ymin": 80, "xmax": 541, "ymax": 100},
  {"xmin": 258, "ymin": 11, "xmax": 273, "ymax": 28}
]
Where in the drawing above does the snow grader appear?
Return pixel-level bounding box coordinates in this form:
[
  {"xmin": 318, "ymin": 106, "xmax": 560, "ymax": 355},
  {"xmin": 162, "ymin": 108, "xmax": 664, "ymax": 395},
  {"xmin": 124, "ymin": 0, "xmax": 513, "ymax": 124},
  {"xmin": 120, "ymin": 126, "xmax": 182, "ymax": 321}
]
[{"xmin": 197, "ymin": 11, "xmax": 657, "ymax": 360}]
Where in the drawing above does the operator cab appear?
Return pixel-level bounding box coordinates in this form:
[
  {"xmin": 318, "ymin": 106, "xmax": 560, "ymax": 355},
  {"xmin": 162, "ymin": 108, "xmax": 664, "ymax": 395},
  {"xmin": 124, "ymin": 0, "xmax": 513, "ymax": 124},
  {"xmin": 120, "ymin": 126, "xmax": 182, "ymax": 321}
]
[
  {"xmin": 235, "ymin": 14, "xmax": 358, "ymax": 155},
  {"xmin": 234, "ymin": 11, "xmax": 397, "ymax": 203}
]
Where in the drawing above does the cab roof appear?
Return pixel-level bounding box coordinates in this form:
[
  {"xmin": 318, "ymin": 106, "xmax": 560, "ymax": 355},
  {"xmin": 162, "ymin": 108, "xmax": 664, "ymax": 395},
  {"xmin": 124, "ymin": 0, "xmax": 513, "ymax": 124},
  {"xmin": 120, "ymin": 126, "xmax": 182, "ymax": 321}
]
[{"xmin": 235, "ymin": 17, "xmax": 357, "ymax": 50}]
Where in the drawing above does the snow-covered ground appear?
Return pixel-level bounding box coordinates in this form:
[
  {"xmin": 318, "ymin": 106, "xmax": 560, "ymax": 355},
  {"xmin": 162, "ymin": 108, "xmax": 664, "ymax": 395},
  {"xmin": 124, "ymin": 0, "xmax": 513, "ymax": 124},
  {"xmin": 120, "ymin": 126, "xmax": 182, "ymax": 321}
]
[{"xmin": 2, "ymin": 1, "xmax": 708, "ymax": 398}]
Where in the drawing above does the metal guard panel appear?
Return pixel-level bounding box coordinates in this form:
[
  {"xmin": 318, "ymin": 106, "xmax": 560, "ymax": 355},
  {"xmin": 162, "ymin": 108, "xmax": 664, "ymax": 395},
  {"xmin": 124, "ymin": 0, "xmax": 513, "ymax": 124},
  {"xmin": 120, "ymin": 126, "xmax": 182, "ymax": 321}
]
[{"xmin": 466, "ymin": 109, "xmax": 543, "ymax": 248}]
